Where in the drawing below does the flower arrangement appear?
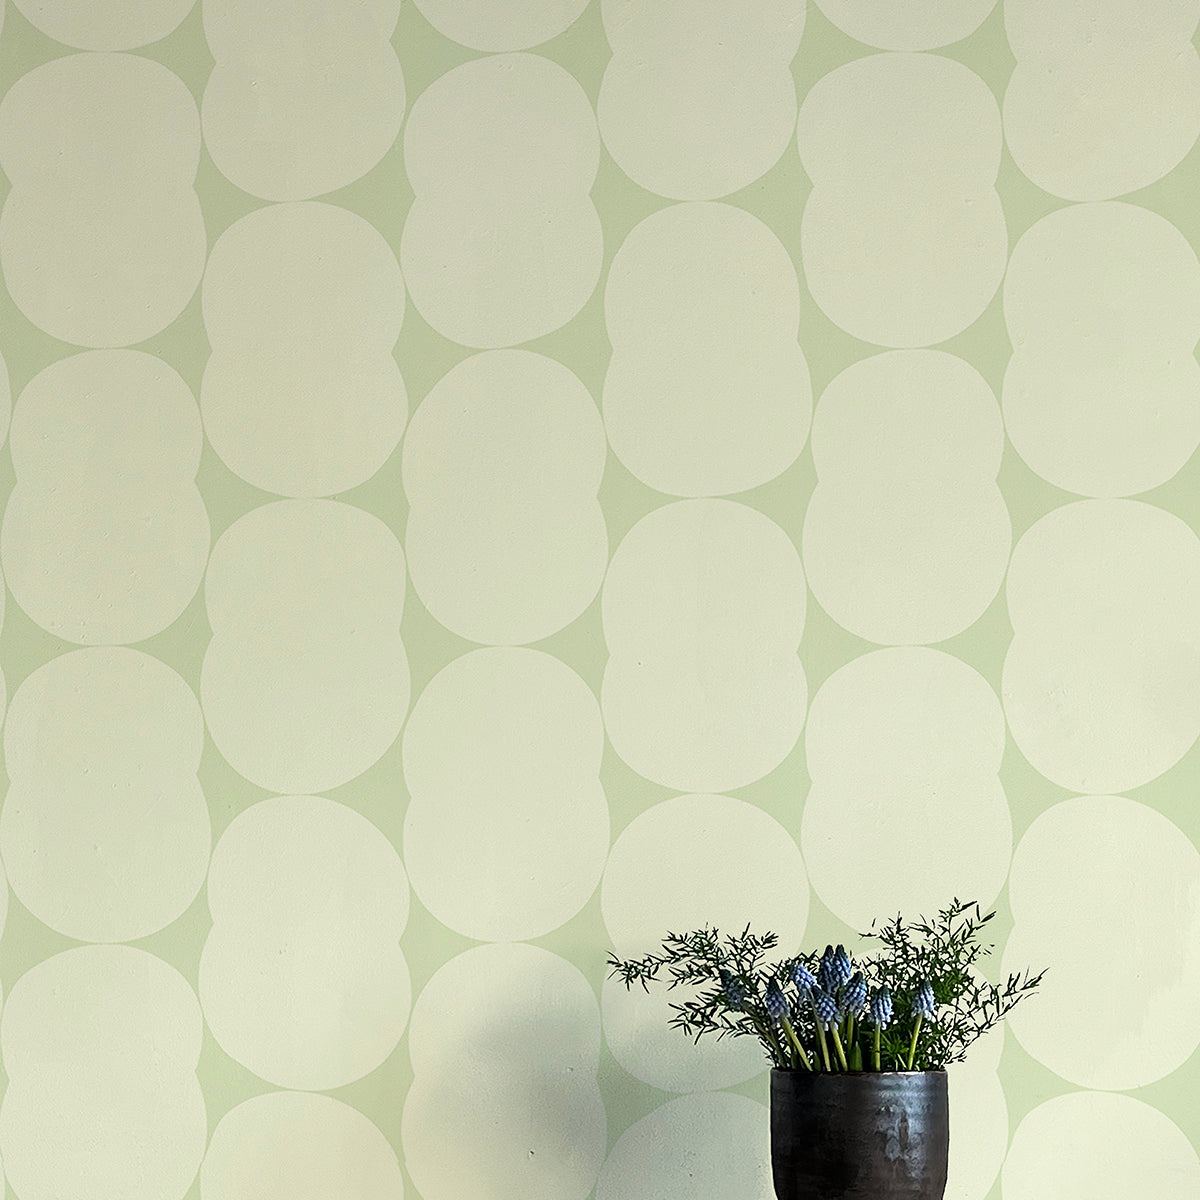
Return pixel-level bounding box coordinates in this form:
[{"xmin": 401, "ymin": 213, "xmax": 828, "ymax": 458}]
[{"xmin": 608, "ymin": 899, "xmax": 1044, "ymax": 1072}]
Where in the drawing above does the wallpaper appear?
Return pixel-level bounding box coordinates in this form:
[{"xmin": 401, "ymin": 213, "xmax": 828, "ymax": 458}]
[{"xmin": 0, "ymin": 1, "xmax": 1197, "ymax": 1199}]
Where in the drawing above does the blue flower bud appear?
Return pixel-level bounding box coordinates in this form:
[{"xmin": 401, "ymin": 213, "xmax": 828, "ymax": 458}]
[
  {"xmin": 841, "ymin": 971, "xmax": 868, "ymax": 1018},
  {"xmin": 817, "ymin": 945, "xmax": 837, "ymax": 990},
  {"xmin": 833, "ymin": 945, "xmax": 853, "ymax": 986},
  {"xmin": 912, "ymin": 980, "xmax": 935, "ymax": 1018},
  {"xmin": 813, "ymin": 987, "xmax": 838, "ymax": 1029},
  {"xmin": 765, "ymin": 981, "xmax": 788, "ymax": 1024},
  {"xmin": 790, "ymin": 959, "xmax": 817, "ymax": 993},
  {"xmin": 868, "ymin": 987, "xmax": 893, "ymax": 1028},
  {"xmin": 719, "ymin": 968, "xmax": 747, "ymax": 1010}
]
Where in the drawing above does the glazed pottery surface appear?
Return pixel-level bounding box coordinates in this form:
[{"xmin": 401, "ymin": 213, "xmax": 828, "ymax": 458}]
[{"xmin": 770, "ymin": 1069, "xmax": 949, "ymax": 1200}]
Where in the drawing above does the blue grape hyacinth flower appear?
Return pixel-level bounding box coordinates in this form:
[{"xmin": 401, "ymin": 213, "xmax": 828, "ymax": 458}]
[
  {"xmin": 838, "ymin": 970, "xmax": 869, "ymax": 1071},
  {"xmin": 869, "ymin": 987, "xmax": 894, "ymax": 1028},
  {"xmin": 819, "ymin": 944, "xmax": 853, "ymax": 991},
  {"xmin": 906, "ymin": 980, "xmax": 936, "ymax": 1069},
  {"xmin": 841, "ymin": 971, "xmax": 868, "ymax": 1018},
  {"xmin": 817, "ymin": 945, "xmax": 837, "ymax": 991},
  {"xmin": 719, "ymin": 968, "xmax": 747, "ymax": 1011},
  {"xmin": 765, "ymin": 981, "xmax": 788, "ymax": 1024},
  {"xmin": 812, "ymin": 987, "xmax": 849, "ymax": 1071},
  {"xmin": 767, "ymin": 978, "xmax": 813, "ymax": 1071},
  {"xmin": 832, "ymin": 944, "xmax": 853, "ymax": 988},
  {"xmin": 791, "ymin": 959, "xmax": 817, "ymax": 993},
  {"xmin": 913, "ymin": 980, "xmax": 936, "ymax": 1018},
  {"xmin": 869, "ymin": 986, "xmax": 893, "ymax": 1070},
  {"xmin": 813, "ymin": 987, "xmax": 838, "ymax": 1029}
]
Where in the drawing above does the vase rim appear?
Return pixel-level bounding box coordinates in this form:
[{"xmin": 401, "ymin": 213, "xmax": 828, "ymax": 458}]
[{"xmin": 770, "ymin": 1067, "xmax": 947, "ymax": 1076}]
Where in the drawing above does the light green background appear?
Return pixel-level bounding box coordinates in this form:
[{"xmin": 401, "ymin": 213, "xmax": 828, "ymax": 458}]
[{"xmin": 0, "ymin": 1, "xmax": 1198, "ymax": 1198}]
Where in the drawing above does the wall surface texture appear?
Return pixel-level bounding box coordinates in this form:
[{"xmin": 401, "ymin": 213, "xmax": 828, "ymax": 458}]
[{"xmin": 0, "ymin": 1, "xmax": 1198, "ymax": 1197}]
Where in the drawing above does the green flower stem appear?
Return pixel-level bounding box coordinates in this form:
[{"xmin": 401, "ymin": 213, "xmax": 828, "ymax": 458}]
[
  {"xmin": 829, "ymin": 1023, "xmax": 849, "ymax": 1072},
  {"xmin": 905, "ymin": 1015, "xmax": 923, "ymax": 1070},
  {"xmin": 781, "ymin": 1016, "xmax": 813, "ymax": 1071},
  {"xmin": 812, "ymin": 1012, "xmax": 832, "ymax": 1071},
  {"xmin": 846, "ymin": 1013, "xmax": 856, "ymax": 1047},
  {"xmin": 872, "ymin": 1024, "xmax": 881, "ymax": 1072},
  {"xmin": 757, "ymin": 1020, "xmax": 787, "ymax": 1066}
]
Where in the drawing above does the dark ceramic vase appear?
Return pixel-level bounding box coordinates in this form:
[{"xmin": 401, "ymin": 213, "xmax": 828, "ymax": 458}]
[{"xmin": 770, "ymin": 1069, "xmax": 949, "ymax": 1200}]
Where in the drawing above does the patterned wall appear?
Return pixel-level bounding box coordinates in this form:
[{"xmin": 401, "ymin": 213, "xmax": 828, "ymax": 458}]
[{"xmin": 0, "ymin": 2, "xmax": 1197, "ymax": 1198}]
